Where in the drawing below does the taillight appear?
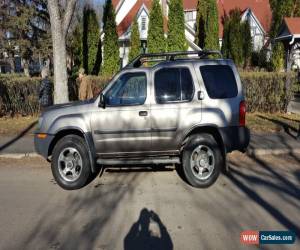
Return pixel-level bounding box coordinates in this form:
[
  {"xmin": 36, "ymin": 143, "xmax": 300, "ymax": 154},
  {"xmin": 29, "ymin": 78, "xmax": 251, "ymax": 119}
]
[{"xmin": 239, "ymin": 101, "xmax": 246, "ymax": 126}]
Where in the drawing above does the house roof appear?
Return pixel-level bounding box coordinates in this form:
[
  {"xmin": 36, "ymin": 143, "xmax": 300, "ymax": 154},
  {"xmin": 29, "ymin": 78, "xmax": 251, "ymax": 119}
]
[
  {"xmin": 113, "ymin": 0, "xmax": 272, "ymax": 38},
  {"xmin": 114, "ymin": 0, "xmax": 168, "ymax": 37},
  {"xmin": 284, "ymin": 17, "xmax": 300, "ymax": 35},
  {"xmin": 183, "ymin": 0, "xmax": 198, "ymax": 11},
  {"xmin": 217, "ymin": 0, "xmax": 272, "ymax": 38}
]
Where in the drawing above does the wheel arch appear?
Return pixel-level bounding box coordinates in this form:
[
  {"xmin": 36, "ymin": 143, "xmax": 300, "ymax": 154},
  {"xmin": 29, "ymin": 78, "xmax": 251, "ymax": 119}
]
[
  {"xmin": 181, "ymin": 125, "xmax": 226, "ymax": 155},
  {"xmin": 48, "ymin": 127, "xmax": 97, "ymax": 173}
]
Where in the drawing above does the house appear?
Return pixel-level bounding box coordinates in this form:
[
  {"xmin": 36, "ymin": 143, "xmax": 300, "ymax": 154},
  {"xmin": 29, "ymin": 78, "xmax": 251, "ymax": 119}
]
[
  {"xmin": 112, "ymin": 0, "xmax": 273, "ymax": 66},
  {"xmin": 276, "ymin": 17, "xmax": 300, "ymax": 70}
]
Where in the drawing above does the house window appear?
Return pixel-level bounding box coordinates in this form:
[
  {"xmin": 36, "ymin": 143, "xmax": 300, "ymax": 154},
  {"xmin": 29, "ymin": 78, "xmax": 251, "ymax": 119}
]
[
  {"xmin": 185, "ymin": 11, "xmax": 194, "ymax": 22},
  {"xmin": 141, "ymin": 17, "xmax": 147, "ymax": 31}
]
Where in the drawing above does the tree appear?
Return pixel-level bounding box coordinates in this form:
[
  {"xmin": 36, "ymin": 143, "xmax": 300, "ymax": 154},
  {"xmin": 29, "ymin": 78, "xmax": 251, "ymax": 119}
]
[
  {"xmin": 102, "ymin": 0, "xmax": 119, "ymax": 76},
  {"xmin": 0, "ymin": 0, "xmax": 52, "ymax": 73},
  {"xmin": 242, "ymin": 21, "xmax": 252, "ymax": 68},
  {"xmin": 82, "ymin": 6, "xmax": 100, "ymax": 75},
  {"xmin": 128, "ymin": 18, "xmax": 141, "ymax": 62},
  {"xmin": 195, "ymin": 0, "xmax": 207, "ymax": 48},
  {"xmin": 221, "ymin": 9, "xmax": 244, "ymax": 66},
  {"xmin": 167, "ymin": 0, "xmax": 187, "ymax": 51},
  {"xmin": 204, "ymin": 0, "xmax": 219, "ymax": 50},
  {"xmin": 147, "ymin": 0, "xmax": 166, "ymax": 53},
  {"xmin": 47, "ymin": 0, "xmax": 77, "ymax": 104},
  {"xmin": 270, "ymin": 42, "xmax": 285, "ymax": 71},
  {"xmin": 195, "ymin": 0, "xmax": 219, "ymax": 50}
]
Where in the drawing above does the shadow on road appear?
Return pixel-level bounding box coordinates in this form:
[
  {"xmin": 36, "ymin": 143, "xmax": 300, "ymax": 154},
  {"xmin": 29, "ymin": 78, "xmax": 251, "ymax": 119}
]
[
  {"xmin": 226, "ymin": 153, "xmax": 300, "ymax": 236},
  {"xmin": 0, "ymin": 121, "xmax": 37, "ymax": 152},
  {"xmin": 19, "ymin": 172, "xmax": 144, "ymax": 250},
  {"xmin": 124, "ymin": 208, "xmax": 173, "ymax": 250}
]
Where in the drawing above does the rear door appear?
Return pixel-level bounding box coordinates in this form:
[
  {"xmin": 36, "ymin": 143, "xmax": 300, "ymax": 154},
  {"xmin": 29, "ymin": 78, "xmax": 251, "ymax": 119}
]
[{"xmin": 150, "ymin": 65, "xmax": 201, "ymax": 152}]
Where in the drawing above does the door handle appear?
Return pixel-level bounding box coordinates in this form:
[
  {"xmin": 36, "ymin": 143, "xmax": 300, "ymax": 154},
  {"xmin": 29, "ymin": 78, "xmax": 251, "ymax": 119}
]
[{"xmin": 139, "ymin": 111, "xmax": 148, "ymax": 117}]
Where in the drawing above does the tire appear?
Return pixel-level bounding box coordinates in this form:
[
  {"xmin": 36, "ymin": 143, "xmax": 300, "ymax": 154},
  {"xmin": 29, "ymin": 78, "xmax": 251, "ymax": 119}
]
[
  {"xmin": 182, "ymin": 133, "xmax": 223, "ymax": 188},
  {"xmin": 51, "ymin": 135, "xmax": 92, "ymax": 190}
]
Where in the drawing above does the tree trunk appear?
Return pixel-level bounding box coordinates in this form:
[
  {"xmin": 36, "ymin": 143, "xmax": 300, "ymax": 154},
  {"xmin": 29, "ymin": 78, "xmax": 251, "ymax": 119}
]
[
  {"xmin": 52, "ymin": 31, "xmax": 69, "ymax": 103},
  {"xmin": 48, "ymin": 0, "xmax": 77, "ymax": 104}
]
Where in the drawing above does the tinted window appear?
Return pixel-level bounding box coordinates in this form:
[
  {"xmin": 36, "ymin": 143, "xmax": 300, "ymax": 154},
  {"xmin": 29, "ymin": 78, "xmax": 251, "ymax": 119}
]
[
  {"xmin": 106, "ymin": 72, "xmax": 147, "ymax": 106},
  {"xmin": 200, "ymin": 65, "xmax": 238, "ymax": 99},
  {"xmin": 155, "ymin": 68, "xmax": 194, "ymax": 104}
]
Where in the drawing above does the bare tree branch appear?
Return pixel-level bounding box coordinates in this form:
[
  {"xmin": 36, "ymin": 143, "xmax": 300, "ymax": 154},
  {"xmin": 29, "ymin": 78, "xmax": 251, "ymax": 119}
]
[{"xmin": 62, "ymin": 0, "xmax": 77, "ymax": 37}]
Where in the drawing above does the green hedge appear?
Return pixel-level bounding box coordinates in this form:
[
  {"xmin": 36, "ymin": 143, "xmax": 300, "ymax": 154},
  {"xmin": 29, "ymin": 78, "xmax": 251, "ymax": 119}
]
[
  {"xmin": 0, "ymin": 72, "xmax": 298, "ymax": 117},
  {"xmin": 0, "ymin": 74, "xmax": 40, "ymax": 116},
  {"xmin": 240, "ymin": 72, "xmax": 297, "ymax": 113},
  {"xmin": 0, "ymin": 74, "xmax": 110, "ymax": 117}
]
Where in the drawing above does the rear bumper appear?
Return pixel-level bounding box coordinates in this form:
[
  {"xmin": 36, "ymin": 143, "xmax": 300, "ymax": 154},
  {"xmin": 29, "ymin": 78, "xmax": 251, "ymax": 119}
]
[
  {"xmin": 34, "ymin": 134, "xmax": 54, "ymax": 159},
  {"xmin": 219, "ymin": 126, "xmax": 250, "ymax": 153}
]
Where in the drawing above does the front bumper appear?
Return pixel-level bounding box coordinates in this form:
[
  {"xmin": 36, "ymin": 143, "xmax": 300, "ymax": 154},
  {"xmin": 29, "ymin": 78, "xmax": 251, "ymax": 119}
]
[
  {"xmin": 34, "ymin": 134, "xmax": 55, "ymax": 159},
  {"xmin": 219, "ymin": 126, "xmax": 250, "ymax": 153}
]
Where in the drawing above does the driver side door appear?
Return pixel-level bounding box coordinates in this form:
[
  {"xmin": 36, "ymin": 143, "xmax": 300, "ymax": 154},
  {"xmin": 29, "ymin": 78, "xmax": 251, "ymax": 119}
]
[{"xmin": 91, "ymin": 70, "xmax": 151, "ymax": 157}]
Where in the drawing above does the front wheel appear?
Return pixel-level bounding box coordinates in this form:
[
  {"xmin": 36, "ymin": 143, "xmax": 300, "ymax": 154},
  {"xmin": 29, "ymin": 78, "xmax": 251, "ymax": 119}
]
[
  {"xmin": 51, "ymin": 135, "xmax": 92, "ymax": 190},
  {"xmin": 182, "ymin": 134, "xmax": 223, "ymax": 188}
]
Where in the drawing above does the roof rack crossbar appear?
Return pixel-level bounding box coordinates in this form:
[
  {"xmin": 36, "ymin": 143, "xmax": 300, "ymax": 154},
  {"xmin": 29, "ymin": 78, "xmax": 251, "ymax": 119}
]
[{"xmin": 127, "ymin": 50, "xmax": 223, "ymax": 68}]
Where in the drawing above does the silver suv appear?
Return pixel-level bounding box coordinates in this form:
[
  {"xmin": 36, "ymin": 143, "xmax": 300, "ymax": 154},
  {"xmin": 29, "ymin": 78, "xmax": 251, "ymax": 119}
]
[{"xmin": 35, "ymin": 51, "xmax": 250, "ymax": 190}]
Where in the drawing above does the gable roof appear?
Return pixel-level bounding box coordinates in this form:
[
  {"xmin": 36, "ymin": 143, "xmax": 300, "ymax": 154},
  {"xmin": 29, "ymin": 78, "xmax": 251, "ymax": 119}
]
[
  {"xmin": 284, "ymin": 17, "xmax": 300, "ymax": 35},
  {"xmin": 113, "ymin": 0, "xmax": 272, "ymax": 38},
  {"xmin": 114, "ymin": 0, "xmax": 169, "ymax": 37},
  {"xmin": 217, "ymin": 0, "xmax": 272, "ymax": 38},
  {"xmin": 183, "ymin": 0, "xmax": 198, "ymax": 11}
]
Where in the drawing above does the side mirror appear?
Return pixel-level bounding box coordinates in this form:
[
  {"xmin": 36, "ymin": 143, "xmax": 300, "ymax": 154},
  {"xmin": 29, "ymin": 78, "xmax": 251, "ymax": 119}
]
[
  {"xmin": 198, "ymin": 91, "xmax": 205, "ymax": 100},
  {"xmin": 99, "ymin": 93, "xmax": 106, "ymax": 108}
]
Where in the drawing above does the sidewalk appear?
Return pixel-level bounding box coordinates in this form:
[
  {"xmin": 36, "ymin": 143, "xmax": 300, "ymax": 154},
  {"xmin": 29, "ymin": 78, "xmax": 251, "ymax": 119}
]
[{"xmin": 0, "ymin": 132, "xmax": 300, "ymax": 158}]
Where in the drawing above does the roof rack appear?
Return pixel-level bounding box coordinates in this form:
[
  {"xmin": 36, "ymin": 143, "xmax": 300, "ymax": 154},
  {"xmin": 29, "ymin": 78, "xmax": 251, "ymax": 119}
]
[{"xmin": 127, "ymin": 50, "xmax": 223, "ymax": 68}]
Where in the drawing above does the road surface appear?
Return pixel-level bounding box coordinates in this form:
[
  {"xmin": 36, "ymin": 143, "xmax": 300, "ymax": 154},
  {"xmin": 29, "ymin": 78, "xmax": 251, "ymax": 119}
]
[{"xmin": 0, "ymin": 153, "xmax": 299, "ymax": 250}]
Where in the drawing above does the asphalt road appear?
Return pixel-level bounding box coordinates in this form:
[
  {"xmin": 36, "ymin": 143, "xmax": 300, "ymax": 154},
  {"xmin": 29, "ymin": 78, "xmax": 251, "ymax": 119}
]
[{"xmin": 0, "ymin": 153, "xmax": 299, "ymax": 250}]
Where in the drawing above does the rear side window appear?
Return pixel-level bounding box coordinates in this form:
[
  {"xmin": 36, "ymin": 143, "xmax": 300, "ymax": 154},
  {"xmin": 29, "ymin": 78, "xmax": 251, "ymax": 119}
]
[
  {"xmin": 154, "ymin": 68, "xmax": 194, "ymax": 104},
  {"xmin": 200, "ymin": 65, "xmax": 238, "ymax": 99}
]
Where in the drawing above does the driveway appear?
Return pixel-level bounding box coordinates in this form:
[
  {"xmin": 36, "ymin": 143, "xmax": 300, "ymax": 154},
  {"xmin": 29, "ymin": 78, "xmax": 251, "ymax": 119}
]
[{"xmin": 0, "ymin": 153, "xmax": 299, "ymax": 250}]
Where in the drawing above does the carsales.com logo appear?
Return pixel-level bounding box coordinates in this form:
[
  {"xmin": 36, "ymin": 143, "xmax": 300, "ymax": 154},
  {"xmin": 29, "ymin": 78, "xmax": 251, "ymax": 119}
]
[{"xmin": 240, "ymin": 231, "xmax": 296, "ymax": 245}]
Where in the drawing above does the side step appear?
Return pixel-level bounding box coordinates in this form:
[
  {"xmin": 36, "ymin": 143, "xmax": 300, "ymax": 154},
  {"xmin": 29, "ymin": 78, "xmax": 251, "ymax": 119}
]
[{"xmin": 96, "ymin": 157, "xmax": 180, "ymax": 166}]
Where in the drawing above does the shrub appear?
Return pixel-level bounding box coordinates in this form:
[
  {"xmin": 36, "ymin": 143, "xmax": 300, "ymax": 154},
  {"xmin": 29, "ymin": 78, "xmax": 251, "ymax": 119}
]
[
  {"xmin": 0, "ymin": 74, "xmax": 88, "ymax": 116},
  {"xmin": 0, "ymin": 75, "xmax": 40, "ymax": 116},
  {"xmin": 240, "ymin": 71, "xmax": 297, "ymax": 112},
  {"xmin": 83, "ymin": 75, "xmax": 111, "ymax": 96},
  {"xmin": 0, "ymin": 72, "xmax": 297, "ymax": 116}
]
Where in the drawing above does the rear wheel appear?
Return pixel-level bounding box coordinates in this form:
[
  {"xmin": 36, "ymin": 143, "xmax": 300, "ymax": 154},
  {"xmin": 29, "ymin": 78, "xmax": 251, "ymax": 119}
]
[
  {"xmin": 182, "ymin": 134, "xmax": 223, "ymax": 188},
  {"xmin": 51, "ymin": 135, "xmax": 92, "ymax": 190}
]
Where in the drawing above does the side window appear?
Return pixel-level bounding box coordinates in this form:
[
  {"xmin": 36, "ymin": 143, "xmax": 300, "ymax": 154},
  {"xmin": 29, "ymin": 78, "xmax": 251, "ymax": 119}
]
[
  {"xmin": 106, "ymin": 72, "xmax": 147, "ymax": 106},
  {"xmin": 154, "ymin": 68, "xmax": 194, "ymax": 104},
  {"xmin": 200, "ymin": 65, "xmax": 238, "ymax": 99}
]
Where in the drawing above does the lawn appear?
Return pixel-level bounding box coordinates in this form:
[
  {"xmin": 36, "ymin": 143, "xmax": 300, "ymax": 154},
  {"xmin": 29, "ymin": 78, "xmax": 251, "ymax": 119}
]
[
  {"xmin": 247, "ymin": 112, "xmax": 300, "ymax": 133},
  {"xmin": 0, "ymin": 116, "xmax": 38, "ymax": 135},
  {"xmin": 0, "ymin": 112, "xmax": 299, "ymax": 136}
]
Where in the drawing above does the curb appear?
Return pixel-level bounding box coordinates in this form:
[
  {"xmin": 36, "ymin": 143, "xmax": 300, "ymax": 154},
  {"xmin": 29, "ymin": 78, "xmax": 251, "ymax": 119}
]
[
  {"xmin": 0, "ymin": 153, "xmax": 40, "ymax": 159},
  {"xmin": 246, "ymin": 148, "xmax": 300, "ymax": 156}
]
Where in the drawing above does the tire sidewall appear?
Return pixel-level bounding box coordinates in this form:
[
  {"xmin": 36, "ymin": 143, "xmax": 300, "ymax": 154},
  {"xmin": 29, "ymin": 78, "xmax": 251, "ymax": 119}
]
[
  {"xmin": 182, "ymin": 134, "xmax": 222, "ymax": 188},
  {"xmin": 51, "ymin": 135, "xmax": 92, "ymax": 190}
]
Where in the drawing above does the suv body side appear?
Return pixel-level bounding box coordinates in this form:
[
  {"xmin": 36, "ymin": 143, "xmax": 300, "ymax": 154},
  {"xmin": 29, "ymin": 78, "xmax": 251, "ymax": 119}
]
[{"xmin": 35, "ymin": 59, "xmax": 249, "ymax": 162}]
